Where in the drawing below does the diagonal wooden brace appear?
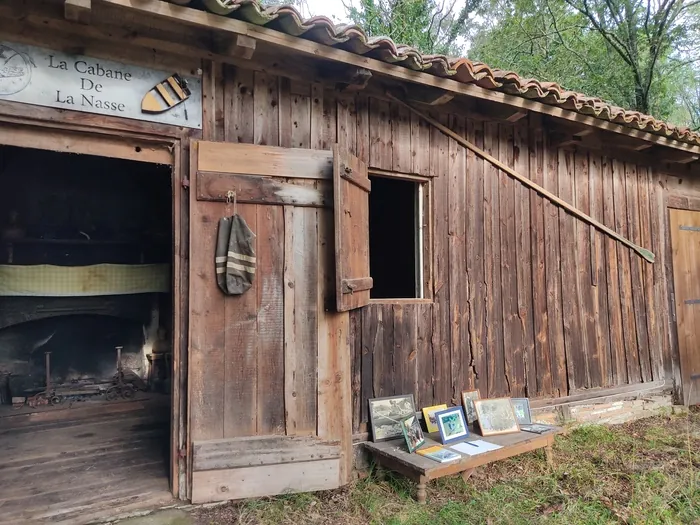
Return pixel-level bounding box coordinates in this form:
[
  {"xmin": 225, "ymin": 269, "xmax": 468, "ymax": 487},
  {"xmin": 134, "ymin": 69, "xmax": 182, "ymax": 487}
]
[{"xmin": 387, "ymin": 92, "xmax": 655, "ymax": 263}]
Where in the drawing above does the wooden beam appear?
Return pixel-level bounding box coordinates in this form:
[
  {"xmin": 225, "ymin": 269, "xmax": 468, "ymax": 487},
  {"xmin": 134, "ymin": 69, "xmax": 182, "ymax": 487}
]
[
  {"xmin": 196, "ymin": 172, "xmax": 331, "ymax": 208},
  {"xmin": 96, "ymin": 0, "xmax": 700, "ymax": 154},
  {"xmin": 652, "ymin": 146, "xmax": 699, "ymax": 164},
  {"xmin": 388, "ymin": 92, "xmax": 656, "ymax": 263},
  {"xmin": 337, "ymin": 68, "xmax": 373, "ymax": 92},
  {"xmin": 192, "ymin": 436, "xmax": 341, "ymax": 471},
  {"xmin": 65, "ymin": 0, "xmax": 91, "ymax": 24},
  {"xmin": 506, "ymin": 110, "xmax": 528, "ymax": 122},
  {"xmin": 0, "ymin": 122, "xmax": 172, "ymax": 164},
  {"xmin": 213, "ymin": 34, "xmax": 256, "ymax": 59},
  {"xmin": 547, "ymin": 117, "xmax": 655, "ymax": 153},
  {"xmin": 405, "ymin": 85, "xmax": 455, "ymax": 105},
  {"xmin": 542, "ymin": 118, "xmax": 700, "ymax": 178},
  {"xmin": 549, "ymin": 133, "xmax": 581, "ymax": 149},
  {"xmin": 315, "ymin": 63, "xmax": 373, "ymax": 92},
  {"xmin": 667, "ymin": 193, "xmax": 700, "ymax": 211},
  {"xmin": 551, "ymin": 131, "xmax": 605, "ymax": 152},
  {"xmin": 191, "ymin": 459, "xmax": 341, "ymax": 503},
  {"xmin": 0, "ymin": 3, "xmax": 202, "ymax": 74},
  {"xmin": 197, "ymin": 141, "xmax": 333, "ymax": 179},
  {"xmin": 530, "ymin": 380, "xmax": 666, "ymax": 409}
]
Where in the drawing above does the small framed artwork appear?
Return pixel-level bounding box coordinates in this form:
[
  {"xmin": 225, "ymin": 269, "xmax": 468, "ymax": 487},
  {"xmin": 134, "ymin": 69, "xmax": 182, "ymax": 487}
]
[
  {"xmin": 434, "ymin": 406, "xmax": 469, "ymax": 445},
  {"xmin": 511, "ymin": 398, "xmax": 532, "ymax": 425},
  {"xmin": 368, "ymin": 394, "xmax": 416, "ymax": 442},
  {"xmin": 400, "ymin": 414, "xmax": 426, "ymax": 453},
  {"xmin": 461, "ymin": 390, "xmax": 480, "ymax": 424},
  {"xmin": 422, "ymin": 404, "xmax": 447, "ymax": 433},
  {"xmin": 474, "ymin": 398, "xmax": 520, "ymax": 436}
]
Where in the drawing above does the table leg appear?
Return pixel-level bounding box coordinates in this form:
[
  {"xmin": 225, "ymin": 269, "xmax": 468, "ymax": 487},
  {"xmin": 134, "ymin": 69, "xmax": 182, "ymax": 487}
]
[
  {"xmin": 461, "ymin": 468, "xmax": 475, "ymax": 482},
  {"xmin": 416, "ymin": 478, "xmax": 427, "ymax": 504},
  {"xmin": 545, "ymin": 444, "xmax": 554, "ymax": 469}
]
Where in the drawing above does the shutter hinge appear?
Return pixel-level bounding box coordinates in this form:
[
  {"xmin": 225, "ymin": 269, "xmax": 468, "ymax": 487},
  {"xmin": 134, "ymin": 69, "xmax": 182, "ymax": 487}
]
[
  {"xmin": 178, "ymin": 446, "xmax": 187, "ymax": 459},
  {"xmin": 181, "ymin": 177, "xmax": 190, "ymax": 189}
]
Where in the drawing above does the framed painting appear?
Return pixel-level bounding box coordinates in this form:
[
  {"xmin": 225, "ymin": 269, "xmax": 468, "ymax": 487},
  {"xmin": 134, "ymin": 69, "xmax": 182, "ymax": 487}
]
[
  {"xmin": 434, "ymin": 406, "xmax": 469, "ymax": 445},
  {"xmin": 400, "ymin": 414, "xmax": 426, "ymax": 453},
  {"xmin": 422, "ymin": 404, "xmax": 448, "ymax": 433},
  {"xmin": 461, "ymin": 390, "xmax": 480, "ymax": 424},
  {"xmin": 511, "ymin": 398, "xmax": 532, "ymax": 425},
  {"xmin": 368, "ymin": 394, "xmax": 416, "ymax": 442},
  {"xmin": 474, "ymin": 398, "xmax": 520, "ymax": 436}
]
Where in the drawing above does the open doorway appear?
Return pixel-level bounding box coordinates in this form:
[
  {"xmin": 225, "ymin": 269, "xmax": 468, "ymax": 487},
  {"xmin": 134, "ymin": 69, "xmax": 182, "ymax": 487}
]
[{"xmin": 0, "ymin": 145, "xmax": 175, "ymax": 523}]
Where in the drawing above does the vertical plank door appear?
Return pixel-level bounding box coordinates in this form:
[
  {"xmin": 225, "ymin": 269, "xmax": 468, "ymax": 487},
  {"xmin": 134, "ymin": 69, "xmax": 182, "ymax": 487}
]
[
  {"xmin": 669, "ymin": 208, "xmax": 700, "ymax": 405},
  {"xmin": 188, "ymin": 141, "xmax": 353, "ymax": 503}
]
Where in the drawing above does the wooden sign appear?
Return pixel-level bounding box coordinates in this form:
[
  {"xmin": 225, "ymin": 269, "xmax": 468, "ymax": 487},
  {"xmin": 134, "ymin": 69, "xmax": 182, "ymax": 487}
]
[{"xmin": 0, "ymin": 41, "xmax": 202, "ymax": 128}]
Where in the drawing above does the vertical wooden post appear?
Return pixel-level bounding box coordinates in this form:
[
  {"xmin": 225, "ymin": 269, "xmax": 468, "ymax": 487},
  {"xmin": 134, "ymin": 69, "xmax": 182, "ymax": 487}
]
[
  {"xmin": 545, "ymin": 444, "xmax": 554, "ymax": 470},
  {"xmin": 416, "ymin": 477, "xmax": 428, "ymax": 504}
]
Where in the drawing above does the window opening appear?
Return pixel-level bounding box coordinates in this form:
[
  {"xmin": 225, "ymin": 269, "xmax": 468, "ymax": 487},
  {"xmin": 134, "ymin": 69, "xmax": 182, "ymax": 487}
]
[{"xmin": 368, "ymin": 173, "xmax": 424, "ymax": 299}]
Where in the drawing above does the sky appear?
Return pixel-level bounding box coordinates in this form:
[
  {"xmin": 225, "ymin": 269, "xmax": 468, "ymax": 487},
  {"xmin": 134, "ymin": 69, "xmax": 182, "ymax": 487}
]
[
  {"xmin": 299, "ymin": 0, "xmax": 353, "ymax": 22},
  {"xmin": 285, "ymin": 0, "xmax": 473, "ymax": 52}
]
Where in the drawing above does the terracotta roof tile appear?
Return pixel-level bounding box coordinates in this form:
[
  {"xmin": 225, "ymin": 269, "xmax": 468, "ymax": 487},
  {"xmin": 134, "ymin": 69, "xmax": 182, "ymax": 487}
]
[{"xmin": 191, "ymin": 0, "xmax": 700, "ymax": 147}]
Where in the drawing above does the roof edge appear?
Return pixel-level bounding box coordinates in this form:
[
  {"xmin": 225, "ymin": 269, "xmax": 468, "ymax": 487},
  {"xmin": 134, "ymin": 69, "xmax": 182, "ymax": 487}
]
[{"xmin": 103, "ymin": 0, "xmax": 700, "ymax": 152}]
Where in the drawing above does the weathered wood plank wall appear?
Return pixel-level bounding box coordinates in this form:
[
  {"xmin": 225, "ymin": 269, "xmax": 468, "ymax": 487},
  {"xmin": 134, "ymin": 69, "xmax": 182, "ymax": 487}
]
[{"xmin": 204, "ymin": 63, "xmax": 674, "ymax": 435}]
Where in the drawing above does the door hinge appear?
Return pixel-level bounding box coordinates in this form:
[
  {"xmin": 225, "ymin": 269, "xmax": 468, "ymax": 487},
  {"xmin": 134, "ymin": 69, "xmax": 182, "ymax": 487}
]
[
  {"xmin": 181, "ymin": 178, "xmax": 190, "ymax": 189},
  {"xmin": 178, "ymin": 447, "xmax": 187, "ymax": 459}
]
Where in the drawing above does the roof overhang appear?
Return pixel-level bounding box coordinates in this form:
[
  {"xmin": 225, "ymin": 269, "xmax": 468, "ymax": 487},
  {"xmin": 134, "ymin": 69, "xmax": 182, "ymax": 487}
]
[
  {"xmin": 5, "ymin": 0, "xmax": 697, "ymax": 159},
  {"xmin": 95, "ymin": 0, "xmax": 700, "ymax": 156}
]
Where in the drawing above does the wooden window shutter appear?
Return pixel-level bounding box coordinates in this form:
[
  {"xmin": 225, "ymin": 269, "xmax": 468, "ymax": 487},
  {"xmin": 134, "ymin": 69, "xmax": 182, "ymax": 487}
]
[{"xmin": 333, "ymin": 145, "xmax": 372, "ymax": 311}]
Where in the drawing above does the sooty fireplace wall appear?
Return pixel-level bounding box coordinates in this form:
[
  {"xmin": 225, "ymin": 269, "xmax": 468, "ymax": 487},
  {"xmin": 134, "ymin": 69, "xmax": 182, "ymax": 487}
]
[{"xmin": 0, "ymin": 146, "xmax": 172, "ymax": 405}]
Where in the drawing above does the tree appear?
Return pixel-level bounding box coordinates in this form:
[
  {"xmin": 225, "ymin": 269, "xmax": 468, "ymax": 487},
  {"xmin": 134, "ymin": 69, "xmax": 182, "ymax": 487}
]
[
  {"xmin": 344, "ymin": 0, "xmax": 478, "ymax": 55},
  {"xmin": 262, "ymin": 0, "xmax": 313, "ymax": 18},
  {"xmin": 470, "ymin": 0, "xmax": 700, "ymax": 121},
  {"xmin": 560, "ymin": 0, "xmax": 700, "ymax": 114},
  {"xmin": 470, "ymin": 0, "xmax": 630, "ymax": 105},
  {"xmin": 677, "ymin": 66, "xmax": 700, "ymax": 130}
]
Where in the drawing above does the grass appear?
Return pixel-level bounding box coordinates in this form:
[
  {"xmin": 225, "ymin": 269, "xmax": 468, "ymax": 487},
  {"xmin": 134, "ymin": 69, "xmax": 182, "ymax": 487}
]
[{"xmin": 192, "ymin": 409, "xmax": 700, "ymax": 525}]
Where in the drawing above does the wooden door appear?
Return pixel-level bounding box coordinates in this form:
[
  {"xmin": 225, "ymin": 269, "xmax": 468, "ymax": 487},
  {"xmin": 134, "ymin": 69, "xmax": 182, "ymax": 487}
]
[
  {"xmin": 188, "ymin": 141, "xmax": 353, "ymax": 503},
  {"xmin": 670, "ymin": 208, "xmax": 700, "ymax": 405}
]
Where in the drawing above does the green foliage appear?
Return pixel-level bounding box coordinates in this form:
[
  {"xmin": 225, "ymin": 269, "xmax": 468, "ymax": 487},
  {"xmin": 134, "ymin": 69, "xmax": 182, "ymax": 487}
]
[
  {"xmin": 192, "ymin": 412, "xmax": 700, "ymax": 525},
  {"xmin": 470, "ymin": 0, "xmax": 628, "ymax": 103},
  {"xmin": 345, "ymin": 0, "xmax": 476, "ymax": 55},
  {"xmin": 469, "ymin": 0, "xmax": 700, "ymax": 122},
  {"xmin": 340, "ymin": 0, "xmax": 700, "ymax": 123}
]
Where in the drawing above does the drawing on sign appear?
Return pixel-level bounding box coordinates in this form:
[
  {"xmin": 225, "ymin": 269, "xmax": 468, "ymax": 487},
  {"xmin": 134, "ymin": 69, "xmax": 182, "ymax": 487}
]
[
  {"xmin": 0, "ymin": 44, "xmax": 35, "ymax": 95},
  {"xmin": 142, "ymin": 73, "xmax": 191, "ymax": 116},
  {"xmin": 0, "ymin": 41, "xmax": 202, "ymax": 128}
]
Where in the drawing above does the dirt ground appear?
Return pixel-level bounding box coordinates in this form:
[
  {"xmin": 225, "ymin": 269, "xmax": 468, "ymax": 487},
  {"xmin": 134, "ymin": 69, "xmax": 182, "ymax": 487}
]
[{"xmin": 189, "ymin": 408, "xmax": 699, "ymax": 525}]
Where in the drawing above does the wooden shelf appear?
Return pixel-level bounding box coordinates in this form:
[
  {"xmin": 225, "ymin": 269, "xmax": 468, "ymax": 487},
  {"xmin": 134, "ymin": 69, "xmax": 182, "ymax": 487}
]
[{"xmin": 2, "ymin": 238, "xmax": 167, "ymax": 246}]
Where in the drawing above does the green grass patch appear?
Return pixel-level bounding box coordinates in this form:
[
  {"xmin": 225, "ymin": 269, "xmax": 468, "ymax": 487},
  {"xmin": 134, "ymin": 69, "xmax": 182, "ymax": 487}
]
[{"xmin": 192, "ymin": 410, "xmax": 700, "ymax": 525}]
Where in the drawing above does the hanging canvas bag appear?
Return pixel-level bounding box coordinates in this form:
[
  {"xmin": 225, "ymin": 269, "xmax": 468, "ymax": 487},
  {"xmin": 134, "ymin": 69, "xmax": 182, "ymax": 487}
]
[{"xmin": 215, "ymin": 214, "xmax": 256, "ymax": 295}]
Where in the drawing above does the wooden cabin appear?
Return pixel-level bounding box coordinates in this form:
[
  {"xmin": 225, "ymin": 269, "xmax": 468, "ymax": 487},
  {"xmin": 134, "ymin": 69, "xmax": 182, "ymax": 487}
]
[{"xmin": 0, "ymin": 0, "xmax": 698, "ymax": 521}]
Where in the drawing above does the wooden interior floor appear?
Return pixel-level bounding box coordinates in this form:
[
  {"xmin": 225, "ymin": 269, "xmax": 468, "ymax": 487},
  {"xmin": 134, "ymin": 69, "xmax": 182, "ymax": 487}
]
[{"xmin": 0, "ymin": 396, "xmax": 175, "ymax": 525}]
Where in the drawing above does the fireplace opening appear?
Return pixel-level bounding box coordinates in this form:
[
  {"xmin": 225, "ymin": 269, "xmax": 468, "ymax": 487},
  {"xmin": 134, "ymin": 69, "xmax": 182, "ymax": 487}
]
[{"xmin": 0, "ymin": 144, "xmax": 175, "ymax": 522}]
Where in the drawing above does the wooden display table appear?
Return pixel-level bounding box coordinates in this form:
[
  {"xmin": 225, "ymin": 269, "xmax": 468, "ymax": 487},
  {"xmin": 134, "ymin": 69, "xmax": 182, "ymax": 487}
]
[{"xmin": 364, "ymin": 427, "xmax": 562, "ymax": 503}]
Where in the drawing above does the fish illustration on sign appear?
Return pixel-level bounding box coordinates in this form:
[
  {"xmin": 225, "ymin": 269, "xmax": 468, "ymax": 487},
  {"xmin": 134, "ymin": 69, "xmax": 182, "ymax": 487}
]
[
  {"xmin": 0, "ymin": 44, "xmax": 35, "ymax": 96},
  {"xmin": 141, "ymin": 73, "xmax": 191, "ymax": 115}
]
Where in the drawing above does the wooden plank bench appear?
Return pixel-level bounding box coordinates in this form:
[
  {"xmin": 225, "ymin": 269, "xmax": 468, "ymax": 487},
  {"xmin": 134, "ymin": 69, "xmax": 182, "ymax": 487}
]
[{"xmin": 364, "ymin": 427, "xmax": 562, "ymax": 503}]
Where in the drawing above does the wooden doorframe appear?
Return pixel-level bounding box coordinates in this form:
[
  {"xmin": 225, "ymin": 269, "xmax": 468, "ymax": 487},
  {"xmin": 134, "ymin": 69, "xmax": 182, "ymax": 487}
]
[
  {"xmin": 0, "ymin": 104, "xmax": 190, "ymax": 498},
  {"xmin": 666, "ymin": 196, "xmax": 700, "ymax": 405}
]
